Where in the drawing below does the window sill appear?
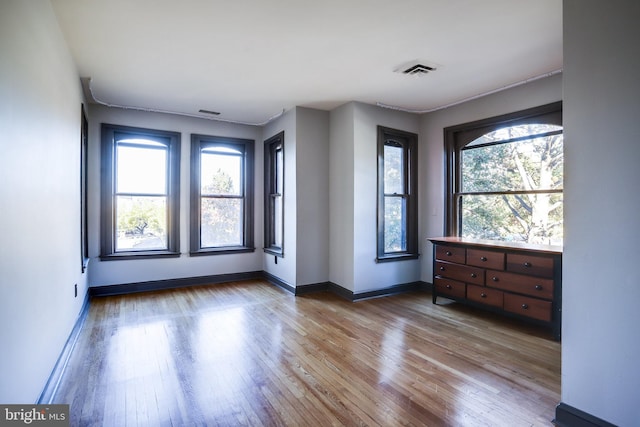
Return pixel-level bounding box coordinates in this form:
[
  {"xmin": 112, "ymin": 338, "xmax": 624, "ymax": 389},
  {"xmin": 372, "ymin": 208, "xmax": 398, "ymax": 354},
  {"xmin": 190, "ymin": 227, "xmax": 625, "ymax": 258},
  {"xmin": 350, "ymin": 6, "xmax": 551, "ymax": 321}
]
[
  {"xmin": 190, "ymin": 247, "xmax": 255, "ymax": 256},
  {"xmin": 376, "ymin": 253, "xmax": 420, "ymax": 263},
  {"xmin": 263, "ymin": 248, "xmax": 284, "ymax": 257},
  {"xmin": 100, "ymin": 251, "xmax": 181, "ymax": 261}
]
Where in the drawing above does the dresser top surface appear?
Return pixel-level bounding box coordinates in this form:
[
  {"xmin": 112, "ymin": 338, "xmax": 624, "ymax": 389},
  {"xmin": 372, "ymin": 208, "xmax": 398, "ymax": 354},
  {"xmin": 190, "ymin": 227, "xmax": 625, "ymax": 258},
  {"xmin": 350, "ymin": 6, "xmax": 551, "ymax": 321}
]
[{"xmin": 428, "ymin": 236, "xmax": 562, "ymax": 255}]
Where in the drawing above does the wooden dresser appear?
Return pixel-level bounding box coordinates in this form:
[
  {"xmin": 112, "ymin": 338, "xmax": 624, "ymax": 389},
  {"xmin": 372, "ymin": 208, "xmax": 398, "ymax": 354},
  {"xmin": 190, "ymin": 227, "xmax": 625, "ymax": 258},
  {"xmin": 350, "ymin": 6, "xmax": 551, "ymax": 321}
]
[{"xmin": 428, "ymin": 237, "xmax": 562, "ymax": 340}]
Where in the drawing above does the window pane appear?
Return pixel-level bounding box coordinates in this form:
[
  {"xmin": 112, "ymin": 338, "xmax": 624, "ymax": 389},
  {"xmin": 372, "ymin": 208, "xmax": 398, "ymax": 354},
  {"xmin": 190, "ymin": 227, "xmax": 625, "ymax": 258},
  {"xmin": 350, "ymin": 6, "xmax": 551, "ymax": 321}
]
[
  {"xmin": 462, "ymin": 134, "xmax": 563, "ymax": 192},
  {"xmin": 384, "ymin": 196, "xmax": 406, "ymax": 252},
  {"xmin": 201, "ymin": 152, "xmax": 242, "ymax": 196},
  {"xmin": 461, "ymin": 193, "xmax": 563, "ymax": 245},
  {"xmin": 384, "ymin": 144, "xmax": 404, "ymax": 194},
  {"xmin": 273, "ymin": 195, "xmax": 283, "ymax": 247},
  {"xmin": 276, "ymin": 147, "xmax": 284, "ymax": 194},
  {"xmin": 467, "ymin": 123, "xmax": 563, "ymax": 146},
  {"xmin": 201, "ymin": 198, "xmax": 243, "ymax": 247},
  {"xmin": 116, "ymin": 145, "xmax": 167, "ymax": 194},
  {"xmin": 115, "ymin": 195, "xmax": 167, "ymax": 251}
]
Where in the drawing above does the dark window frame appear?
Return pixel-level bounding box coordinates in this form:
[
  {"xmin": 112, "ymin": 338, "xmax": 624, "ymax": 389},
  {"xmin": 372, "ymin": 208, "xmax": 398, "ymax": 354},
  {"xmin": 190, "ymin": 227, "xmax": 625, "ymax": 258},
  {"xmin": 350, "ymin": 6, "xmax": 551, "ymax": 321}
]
[
  {"xmin": 264, "ymin": 131, "xmax": 285, "ymax": 256},
  {"xmin": 100, "ymin": 124, "xmax": 181, "ymax": 260},
  {"xmin": 444, "ymin": 101, "xmax": 563, "ymax": 238},
  {"xmin": 190, "ymin": 134, "xmax": 255, "ymax": 256},
  {"xmin": 376, "ymin": 126, "xmax": 419, "ymax": 262},
  {"xmin": 80, "ymin": 105, "xmax": 89, "ymax": 271}
]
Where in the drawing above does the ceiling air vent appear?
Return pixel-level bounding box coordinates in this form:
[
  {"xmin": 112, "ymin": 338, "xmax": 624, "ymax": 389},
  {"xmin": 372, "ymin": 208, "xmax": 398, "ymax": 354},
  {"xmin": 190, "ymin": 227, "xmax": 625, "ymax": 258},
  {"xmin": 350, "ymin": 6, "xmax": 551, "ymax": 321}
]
[
  {"xmin": 402, "ymin": 64, "xmax": 436, "ymax": 75},
  {"xmin": 199, "ymin": 109, "xmax": 220, "ymax": 115},
  {"xmin": 394, "ymin": 60, "xmax": 440, "ymax": 76}
]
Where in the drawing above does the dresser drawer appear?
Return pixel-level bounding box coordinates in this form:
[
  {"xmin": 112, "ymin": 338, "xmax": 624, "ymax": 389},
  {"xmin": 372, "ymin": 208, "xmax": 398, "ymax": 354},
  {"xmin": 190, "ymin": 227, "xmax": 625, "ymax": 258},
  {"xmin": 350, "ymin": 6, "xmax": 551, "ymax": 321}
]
[
  {"xmin": 435, "ymin": 261, "xmax": 485, "ymax": 285},
  {"xmin": 486, "ymin": 271, "xmax": 554, "ymax": 300},
  {"xmin": 434, "ymin": 277, "xmax": 466, "ymax": 299},
  {"xmin": 435, "ymin": 244, "xmax": 465, "ymax": 264},
  {"xmin": 467, "ymin": 285, "xmax": 503, "ymax": 308},
  {"xmin": 504, "ymin": 294, "xmax": 552, "ymax": 322},
  {"xmin": 466, "ymin": 248, "xmax": 505, "ymax": 270},
  {"xmin": 507, "ymin": 253, "xmax": 554, "ymax": 278}
]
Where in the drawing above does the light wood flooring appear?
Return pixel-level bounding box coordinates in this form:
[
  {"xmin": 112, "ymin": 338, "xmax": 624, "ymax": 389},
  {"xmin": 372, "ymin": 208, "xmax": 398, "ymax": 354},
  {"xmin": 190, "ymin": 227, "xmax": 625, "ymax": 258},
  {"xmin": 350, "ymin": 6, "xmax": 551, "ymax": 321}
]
[{"xmin": 53, "ymin": 280, "xmax": 560, "ymax": 426}]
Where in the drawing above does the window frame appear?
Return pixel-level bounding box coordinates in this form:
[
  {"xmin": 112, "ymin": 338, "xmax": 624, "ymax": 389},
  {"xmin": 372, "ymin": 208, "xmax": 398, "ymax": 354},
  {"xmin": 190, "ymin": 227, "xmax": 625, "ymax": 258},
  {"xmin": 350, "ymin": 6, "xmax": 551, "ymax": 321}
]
[
  {"xmin": 80, "ymin": 105, "xmax": 89, "ymax": 271},
  {"xmin": 376, "ymin": 126, "xmax": 419, "ymax": 262},
  {"xmin": 444, "ymin": 101, "xmax": 563, "ymax": 238},
  {"xmin": 263, "ymin": 131, "xmax": 285, "ymax": 256},
  {"xmin": 190, "ymin": 134, "xmax": 255, "ymax": 256},
  {"xmin": 100, "ymin": 123, "xmax": 181, "ymax": 260}
]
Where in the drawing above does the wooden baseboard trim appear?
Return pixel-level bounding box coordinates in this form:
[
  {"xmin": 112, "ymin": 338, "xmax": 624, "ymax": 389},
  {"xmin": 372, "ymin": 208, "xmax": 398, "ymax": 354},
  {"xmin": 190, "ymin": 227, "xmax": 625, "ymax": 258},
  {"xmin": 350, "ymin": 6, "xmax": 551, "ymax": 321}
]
[
  {"xmin": 262, "ymin": 271, "xmax": 296, "ymax": 294},
  {"xmin": 89, "ymin": 271, "xmax": 264, "ymax": 297},
  {"xmin": 89, "ymin": 271, "xmax": 430, "ymax": 302},
  {"xmin": 295, "ymin": 282, "xmax": 330, "ymax": 295},
  {"xmin": 268, "ymin": 278, "xmax": 428, "ymax": 301},
  {"xmin": 300, "ymin": 281, "xmax": 427, "ymax": 302},
  {"xmin": 37, "ymin": 293, "xmax": 90, "ymax": 404},
  {"xmin": 554, "ymin": 403, "xmax": 616, "ymax": 427},
  {"xmin": 351, "ymin": 281, "xmax": 425, "ymax": 301},
  {"xmin": 420, "ymin": 281, "xmax": 433, "ymax": 292}
]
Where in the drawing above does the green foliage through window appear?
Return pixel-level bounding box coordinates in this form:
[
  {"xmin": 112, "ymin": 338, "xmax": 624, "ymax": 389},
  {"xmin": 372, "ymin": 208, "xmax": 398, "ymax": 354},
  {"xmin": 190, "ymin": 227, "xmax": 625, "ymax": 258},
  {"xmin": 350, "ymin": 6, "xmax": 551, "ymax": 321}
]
[
  {"xmin": 377, "ymin": 126, "xmax": 418, "ymax": 261},
  {"xmin": 190, "ymin": 134, "xmax": 254, "ymax": 255},
  {"xmin": 100, "ymin": 124, "xmax": 181, "ymax": 259},
  {"xmin": 445, "ymin": 103, "xmax": 563, "ymax": 246}
]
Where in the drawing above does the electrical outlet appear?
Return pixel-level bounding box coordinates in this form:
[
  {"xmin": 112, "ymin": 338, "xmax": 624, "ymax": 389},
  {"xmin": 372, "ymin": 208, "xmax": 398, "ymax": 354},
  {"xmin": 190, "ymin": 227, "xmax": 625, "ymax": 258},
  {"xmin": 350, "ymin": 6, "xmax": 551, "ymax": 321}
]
[{"xmin": 74, "ymin": 283, "xmax": 78, "ymax": 298}]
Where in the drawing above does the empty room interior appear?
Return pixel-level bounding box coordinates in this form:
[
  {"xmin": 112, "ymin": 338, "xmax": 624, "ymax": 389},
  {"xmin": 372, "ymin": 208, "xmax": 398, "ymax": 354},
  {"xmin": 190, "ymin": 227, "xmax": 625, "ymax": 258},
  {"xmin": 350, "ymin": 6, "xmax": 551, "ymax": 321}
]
[{"xmin": 1, "ymin": 1, "xmax": 639, "ymax": 426}]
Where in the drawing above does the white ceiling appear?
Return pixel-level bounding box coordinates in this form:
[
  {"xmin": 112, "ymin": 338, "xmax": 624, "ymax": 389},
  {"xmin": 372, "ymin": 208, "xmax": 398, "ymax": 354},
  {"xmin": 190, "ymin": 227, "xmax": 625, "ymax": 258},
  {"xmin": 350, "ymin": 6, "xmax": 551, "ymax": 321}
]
[{"xmin": 51, "ymin": 0, "xmax": 562, "ymax": 125}]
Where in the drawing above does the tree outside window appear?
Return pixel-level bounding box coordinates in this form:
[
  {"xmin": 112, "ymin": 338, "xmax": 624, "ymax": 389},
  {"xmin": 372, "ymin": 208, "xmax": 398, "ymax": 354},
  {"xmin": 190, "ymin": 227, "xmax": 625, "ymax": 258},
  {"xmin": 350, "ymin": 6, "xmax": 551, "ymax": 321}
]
[
  {"xmin": 446, "ymin": 102, "xmax": 563, "ymax": 246},
  {"xmin": 264, "ymin": 132, "xmax": 284, "ymax": 256},
  {"xmin": 100, "ymin": 124, "xmax": 180, "ymax": 259},
  {"xmin": 190, "ymin": 134, "xmax": 254, "ymax": 255},
  {"xmin": 377, "ymin": 126, "xmax": 418, "ymax": 262}
]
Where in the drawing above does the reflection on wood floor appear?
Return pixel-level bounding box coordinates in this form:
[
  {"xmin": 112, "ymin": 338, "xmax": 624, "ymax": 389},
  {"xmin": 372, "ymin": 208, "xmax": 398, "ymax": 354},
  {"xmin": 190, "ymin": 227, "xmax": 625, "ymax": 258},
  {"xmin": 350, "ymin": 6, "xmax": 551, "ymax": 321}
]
[{"xmin": 53, "ymin": 280, "xmax": 560, "ymax": 426}]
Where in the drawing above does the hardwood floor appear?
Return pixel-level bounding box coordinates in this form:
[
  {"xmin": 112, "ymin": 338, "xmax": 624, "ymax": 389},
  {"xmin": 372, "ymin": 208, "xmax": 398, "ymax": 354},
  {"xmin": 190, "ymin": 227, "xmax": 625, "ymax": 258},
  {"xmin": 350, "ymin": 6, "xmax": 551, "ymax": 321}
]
[{"xmin": 53, "ymin": 280, "xmax": 560, "ymax": 426}]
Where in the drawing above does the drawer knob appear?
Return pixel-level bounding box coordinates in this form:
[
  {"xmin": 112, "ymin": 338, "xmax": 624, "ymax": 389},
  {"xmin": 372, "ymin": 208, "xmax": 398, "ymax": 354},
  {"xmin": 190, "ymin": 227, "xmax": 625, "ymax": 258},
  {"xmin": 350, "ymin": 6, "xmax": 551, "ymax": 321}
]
[
  {"xmin": 480, "ymin": 256, "xmax": 487, "ymax": 261},
  {"xmin": 480, "ymin": 293, "xmax": 487, "ymax": 298},
  {"xmin": 535, "ymin": 285, "xmax": 543, "ymax": 290},
  {"xmin": 521, "ymin": 304, "xmax": 529, "ymax": 309},
  {"xmin": 440, "ymin": 266, "xmax": 445, "ymax": 271},
  {"xmin": 524, "ymin": 262, "xmax": 532, "ymax": 268},
  {"xmin": 470, "ymin": 273, "xmax": 477, "ymax": 278},
  {"xmin": 446, "ymin": 284, "xmax": 452, "ymax": 289},
  {"xmin": 446, "ymin": 251, "xmax": 452, "ymax": 256},
  {"xmin": 492, "ymin": 276, "xmax": 499, "ymax": 282}
]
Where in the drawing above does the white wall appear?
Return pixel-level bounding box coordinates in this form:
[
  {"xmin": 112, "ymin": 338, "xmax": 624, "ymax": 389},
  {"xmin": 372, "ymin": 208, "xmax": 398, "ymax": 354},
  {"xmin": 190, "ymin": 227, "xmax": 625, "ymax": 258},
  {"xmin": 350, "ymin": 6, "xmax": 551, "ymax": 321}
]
[
  {"xmin": 562, "ymin": 2, "xmax": 640, "ymax": 425},
  {"xmin": 88, "ymin": 105, "xmax": 264, "ymax": 287},
  {"xmin": 0, "ymin": 0, "xmax": 87, "ymax": 403},
  {"xmin": 419, "ymin": 73, "xmax": 563, "ymax": 282},
  {"xmin": 330, "ymin": 101, "xmax": 423, "ymax": 293},
  {"xmin": 262, "ymin": 108, "xmax": 297, "ymax": 286},
  {"xmin": 329, "ymin": 103, "xmax": 356, "ymax": 289},
  {"xmin": 262, "ymin": 106, "xmax": 330, "ymax": 288},
  {"xmin": 295, "ymin": 107, "xmax": 330, "ymax": 286},
  {"xmin": 352, "ymin": 103, "xmax": 421, "ymax": 293}
]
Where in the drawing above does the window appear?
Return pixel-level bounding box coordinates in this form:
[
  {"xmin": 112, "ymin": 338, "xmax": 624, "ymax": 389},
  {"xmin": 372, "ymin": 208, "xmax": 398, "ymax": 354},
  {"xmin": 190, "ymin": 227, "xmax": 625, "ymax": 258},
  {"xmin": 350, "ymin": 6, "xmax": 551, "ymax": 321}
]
[
  {"xmin": 190, "ymin": 134, "xmax": 254, "ymax": 255},
  {"xmin": 377, "ymin": 126, "xmax": 419, "ymax": 262},
  {"xmin": 80, "ymin": 105, "xmax": 89, "ymax": 271},
  {"xmin": 445, "ymin": 102, "xmax": 563, "ymax": 245},
  {"xmin": 100, "ymin": 124, "xmax": 180, "ymax": 259},
  {"xmin": 264, "ymin": 132, "xmax": 284, "ymax": 256}
]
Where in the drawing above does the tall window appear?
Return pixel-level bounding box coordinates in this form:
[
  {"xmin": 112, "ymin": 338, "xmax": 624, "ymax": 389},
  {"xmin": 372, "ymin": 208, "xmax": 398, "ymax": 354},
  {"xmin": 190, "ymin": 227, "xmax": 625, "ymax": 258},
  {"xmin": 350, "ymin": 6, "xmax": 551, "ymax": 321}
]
[
  {"xmin": 445, "ymin": 102, "xmax": 563, "ymax": 245},
  {"xmin": 80, "ymin": 105, "xmax": 89, "ymax": 271},
  {"xmin": 100, "ymin": 124, "xmax": 180, "ymax": 259},
  {"xmin": 190, "ymin": 134, "xmax": 254, "ymax": 255},
  {"xmin": 377, "ymin": 126, "xmax": 419, "ymax": 262},
  {"xmin": 264, "ymin": 132, "xmax": 284, "ymax": 256}
]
